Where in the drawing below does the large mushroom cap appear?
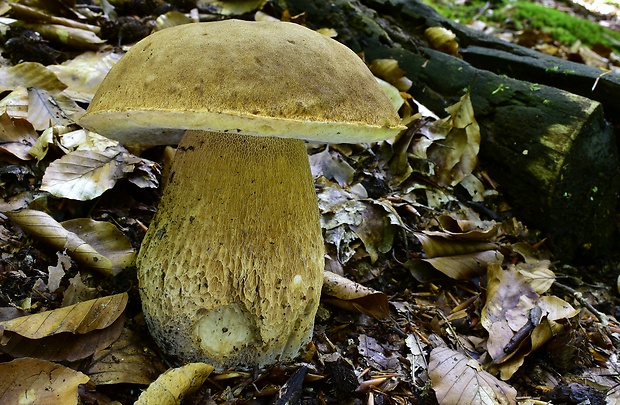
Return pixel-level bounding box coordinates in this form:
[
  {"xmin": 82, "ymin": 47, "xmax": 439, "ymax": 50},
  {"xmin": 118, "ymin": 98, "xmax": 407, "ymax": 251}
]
[{"xmin": 80, "ymin": 20, "xmax": 405, "ymax": 144}]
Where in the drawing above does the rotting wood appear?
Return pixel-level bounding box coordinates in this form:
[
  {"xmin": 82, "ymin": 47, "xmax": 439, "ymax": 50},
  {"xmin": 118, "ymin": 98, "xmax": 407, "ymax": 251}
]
[{"xmin": 281, "ymin": 0, "xmax": 620, "ymax": 259}]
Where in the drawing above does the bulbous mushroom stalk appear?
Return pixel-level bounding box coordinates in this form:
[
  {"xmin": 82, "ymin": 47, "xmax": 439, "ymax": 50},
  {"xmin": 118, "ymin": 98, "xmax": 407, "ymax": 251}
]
[
  {"xmin": 138, "ymin": 131, "xmax": 323, "ymax": 368},
  {"xmin": 79, "ymin": 20, "xmax": 405, "ymax": 370}
]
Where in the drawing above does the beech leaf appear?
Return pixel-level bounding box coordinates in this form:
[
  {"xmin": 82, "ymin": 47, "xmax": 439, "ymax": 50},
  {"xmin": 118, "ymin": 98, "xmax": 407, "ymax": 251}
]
[
  {"xmin": 322, "ymin": 271, "xmax": 390, "ymax": 319},
  {"xmin": 40, "ymin": 145, "xmax": 132, "ymax": 200},
  {"xmin": 0, "ymin": 358, "xmax": 89, "ymax": 405},
  {"xmin": 429, "ymin": 346, "xmax": 517, "ymax": 405},
  {"xmin": 5, "ymin": 209, "xmax": 136, "ymax": 276},
  {"xmin": 0, "ymin": 293, "xmax": 127, "ymax": 339}
]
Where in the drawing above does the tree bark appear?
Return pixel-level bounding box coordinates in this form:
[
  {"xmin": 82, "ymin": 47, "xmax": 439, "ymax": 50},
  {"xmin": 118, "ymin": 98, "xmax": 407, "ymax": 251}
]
[{"xmin": 282, "ymin": 0, "xmax": 620, "ymax": 259}]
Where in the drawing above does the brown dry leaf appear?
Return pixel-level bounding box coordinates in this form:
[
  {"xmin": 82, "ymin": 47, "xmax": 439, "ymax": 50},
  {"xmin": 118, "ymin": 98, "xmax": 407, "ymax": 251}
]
[
  {"xmin": 0, "ymin": 62, "xmax": 67, "ymax": 93},
  {"xmin": 0, "ymin": 85, "xmax": 29, "ymax": 119},
  {"xmin": 28, "ymin": 88, "xmax": 85, "ymax": 130},
  {"xmin": 322, "ymin": 271, "xmax": 390, "ymax": 319},
  {"xmin": 197, "ymin": 0, "xmax": 266, "ymax": 15},
  {"xmin": 61, "ymin": 218, "xmax": 137, "ymax": 272},
  {"xmin": 0, "ymin": 357, "xmax": 89, "ymax": 405},
  {"xmin": 40, "ymin": 145, "xmax": 137, "ymax": 200},
  {"xmin": 481, "ymin": 263, "xmax": 538, "ymax": 363},
  {"xmin": 85, "ymin": 328, "xmax": 167, "ymax": 385},
  {"xmin": 425, "ymin": 27, "xmax": 461, "ymax": 57},
  {"xmin": 413, "ymin": 232, "xmax": 502, "ymax": 279},
  {"xmin": 135, "ymin": 362, "xmax": 215, "ymax": 405},
  {"xmin": 423, "ymin": 90, "xmax": 480, "ymax": 187},
  {"xmin": 0, "ymin": 112, "xmax": 38, "ymax": 160},
  {"xmin": 18, "ymin": 22, "xmax": 105, "ymax": 50},
  {"xmin": 48, "ymin": 51, "xmax": 123, "ymax": 103},
  {"xmin": 47, "ymin": 250, "xmax": 72, "ymax": 293},
  {"xmin": 1, "ymin": 315, "xmax": 124, "ymax": 362},
  {"xmin": 0, "ymin": 293, "xmax": 127, "ymax": 339},
  {"xmin": 429, "ymin": 346, "xmax": 517, "ymax": 405},
  {"xmin": 5, "ymin": 209, "xmax": 136, "ymax": 276},
  {"xmin": 309, "ymin": 147, "xmax": 355, "ymax": 187}
]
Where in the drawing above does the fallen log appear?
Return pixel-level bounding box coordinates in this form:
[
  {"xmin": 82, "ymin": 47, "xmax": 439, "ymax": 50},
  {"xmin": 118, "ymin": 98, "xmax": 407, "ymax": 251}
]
[{"xmin": 283, "ymin": 0, "xmax": 620, "ymax": 259}]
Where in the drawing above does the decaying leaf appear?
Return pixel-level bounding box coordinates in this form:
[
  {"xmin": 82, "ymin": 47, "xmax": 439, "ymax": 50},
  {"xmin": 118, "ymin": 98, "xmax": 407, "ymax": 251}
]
[
  {"xmin": 481, "ymin": 262, "xmax": 578, "ymax": 379},
  {"xmin": 27, "ymin": 87, "xmax": 85, "ymax": 130},
  {"xmin": 482, "ymin": 263, "xmax": 539, "ymax": 364},
  {"xmin": 406, "ymin": 333, "xmax": 428, "ymax": 388},
  {"xmin": 410, "ymin": 218, "xmax": 502, "ymax": 279},
  {"xmin": 0, "ymin": 62, "xmax": 67, "ymax": 93},
  {"xmin": 5, "ymin": 209, "xmax": 136, "ymax": 276},
  {"xmin": 135, "ymin": 362, "xmax": 214, "ymax": 405},
  {"xmin": 197, "ymin": 0, "xmax": 266, "ymax": 15},
  {"xmin": 0, "ymin": 293, "xmax": 127, "ymax": 339},
  {"xmin": 411, "ymin": 90, "xmax": 480, "ymax": 188},
  {"xmin": 40, "ymin": 145, "xmax": 137, "ymax": 200},
  {"xmin": 0, "ymin": 112, "xmax": 38, "ymax": 160},
  {"xmin": 429, "ymin": 346, "xmax": 517, "ymax": 405},
  {"xmin": 48, "ymin": 51, "xmax": 123, "ymax": 103},
  {"xmin": 1, "ymin": 315, "xmax": 124, "ymax": 362},
  {"xmin": 47, "ymin": 250, "xmax": 72, "ymax": 293},
  {"xmin": 322, "ymin": 271, "xmax": 390, "ymax": 319},
  {"xmin": 310, "ymin": 147, "xmax": 355, "ymax": 187},
  {"xmin": 0, "ymin": 357, "xmax": 89, "ymax": 405},
  {"xmin": 85, "ymin": 328, "xmax": 167, "ymax": 385},
  {"xmin": 358, "ymin": 334, "xmax": 400, "ymax": 370}
]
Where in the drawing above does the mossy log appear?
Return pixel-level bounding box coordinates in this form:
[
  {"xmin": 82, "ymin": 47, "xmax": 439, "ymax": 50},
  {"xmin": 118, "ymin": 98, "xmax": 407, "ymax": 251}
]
[{"xmin": 282, "ymin": 0, "xmax": 620, "ymax": 259}]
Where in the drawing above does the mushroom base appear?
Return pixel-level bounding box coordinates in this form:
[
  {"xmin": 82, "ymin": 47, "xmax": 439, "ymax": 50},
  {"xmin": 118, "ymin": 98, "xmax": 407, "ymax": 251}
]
[{"xmin": 137, "ymin": 131, "xmax": 324, "ymax": 370}]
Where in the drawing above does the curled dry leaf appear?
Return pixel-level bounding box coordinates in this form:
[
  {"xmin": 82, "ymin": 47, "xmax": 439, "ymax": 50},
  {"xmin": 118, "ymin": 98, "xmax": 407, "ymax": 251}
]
[
  {"xmin": 0, "ymin": 357, "xmax": 89, "ymax": 405},
  {"xmin": 1, "ymin": 315, "xmax": 124, "ymax": 362},
  {"xmin": 135, "ymin": 362, "xmax": 215, "ymax": 405},
  {"xmin": 425, "ymin": 27, "xmax": 460, "ymax": 57},
  {"xmin": 414, "ymin": 90, "xmax": 480, "ymax": 188},
  {"xmin": 0, "ymin": 293, "xmax": 127, "ymax": 339},
  {"xmin": 86, "ymin": 328, "xmax": 167, "ymax": 385},
  {"xmin": 18, "ymin": 23, "xmax": 105, "ymax": 50},
  {"xmin": 0, "ymin": 112, "xmax": 38, "ymax": 160},
  {"xmin": 322, "ymin": 271, "xmax": 390, "ymax": 319},
  {"xmin": 5, "ymin": 209, "xmax": 136, "ymax": 276},
  {"xmin": 429, "ymin": 346, "xmax": 517, "ymax": 405}
]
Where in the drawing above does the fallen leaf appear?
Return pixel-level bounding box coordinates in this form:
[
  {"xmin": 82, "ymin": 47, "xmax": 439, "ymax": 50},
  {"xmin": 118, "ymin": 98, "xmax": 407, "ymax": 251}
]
[
  {"xmin": 322, "ymin": 271, "xmax": 390, "ymax": 319},
  {"xmin": 1, "ymin": 315, "xmax": 124, "ymax": 362},
  {"xmin": 0, "ymin": 357, "xmax": 89, "ymax": 405},
  {"xmin": 135, "ymin": 362, "xmax": 215, "ymax": 405},
  {"xmin": 0, "ymin": 112, "xmax": 38, "ymax": 160},
  {"xmin": 0, "ymin": 62, "xmax": 67, "ymax": 93},
  {"xmin": 0, "ymin": 293, "xmax": 127, "ymax": 339},
  {"xmin": 5, "ymin": 209, "xmax": 136, "ymax": 276},
  {"xmin": 429, "ymin": 346, "xmax": 517, "ymax": 405},
  {"xmin": 85, "ymin": 328, "xmax": 167, "ymax": 385},
  {"xmin": 40, "ymin": 145, "xmax": 135, "ymax": 201},
  {"xmin": 48, "ymin": 51, "xmax": 123, "ymax": 103}
]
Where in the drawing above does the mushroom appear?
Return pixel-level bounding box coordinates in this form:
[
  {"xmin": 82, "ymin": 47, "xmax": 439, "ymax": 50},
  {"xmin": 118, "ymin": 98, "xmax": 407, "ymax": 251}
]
[{"xmin": 80, "ymin": 20, "xmax": 405, "ymax": 370}]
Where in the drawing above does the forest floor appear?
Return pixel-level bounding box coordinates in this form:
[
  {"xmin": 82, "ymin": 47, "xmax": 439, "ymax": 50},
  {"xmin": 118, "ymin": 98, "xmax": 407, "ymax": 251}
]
[{"xmin": 1, "ymin": 0, "xmax": 620, "ymax": 404}]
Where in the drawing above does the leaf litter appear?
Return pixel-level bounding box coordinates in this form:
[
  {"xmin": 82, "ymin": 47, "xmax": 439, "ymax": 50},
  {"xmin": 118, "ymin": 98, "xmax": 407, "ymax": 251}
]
[{"xmin": 0, "ymin": 2, "xmax": 619, "ymax": 404}]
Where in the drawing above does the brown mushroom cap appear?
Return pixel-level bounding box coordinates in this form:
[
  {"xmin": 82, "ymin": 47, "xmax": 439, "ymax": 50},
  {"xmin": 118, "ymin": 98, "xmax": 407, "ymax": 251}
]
[{"xmin": 80, "ymin": 20, "xmax": 405, "ymax": 144}]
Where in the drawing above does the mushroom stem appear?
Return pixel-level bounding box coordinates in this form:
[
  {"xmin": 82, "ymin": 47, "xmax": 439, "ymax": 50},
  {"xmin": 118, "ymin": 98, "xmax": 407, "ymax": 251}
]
[{"xmin": 137, "ymin": 130, "xmax": 324, "ymax": 369}]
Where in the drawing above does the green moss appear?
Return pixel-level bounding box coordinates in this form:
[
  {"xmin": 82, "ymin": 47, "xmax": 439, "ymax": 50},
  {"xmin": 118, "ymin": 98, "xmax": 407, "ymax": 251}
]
[
  {"xmin": 425, "ymin": 0, "xmax": 620, "ymax": 53},
  {"xmin": 508, "ymin": 2, "xmax": 620, "ymax": 50}
]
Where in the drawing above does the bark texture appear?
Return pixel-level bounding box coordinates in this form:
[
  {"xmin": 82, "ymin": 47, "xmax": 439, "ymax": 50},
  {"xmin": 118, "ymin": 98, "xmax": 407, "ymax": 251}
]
[{"xmin": 282, "ymin": 0, "xmax": 620, "ymax": 258}]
